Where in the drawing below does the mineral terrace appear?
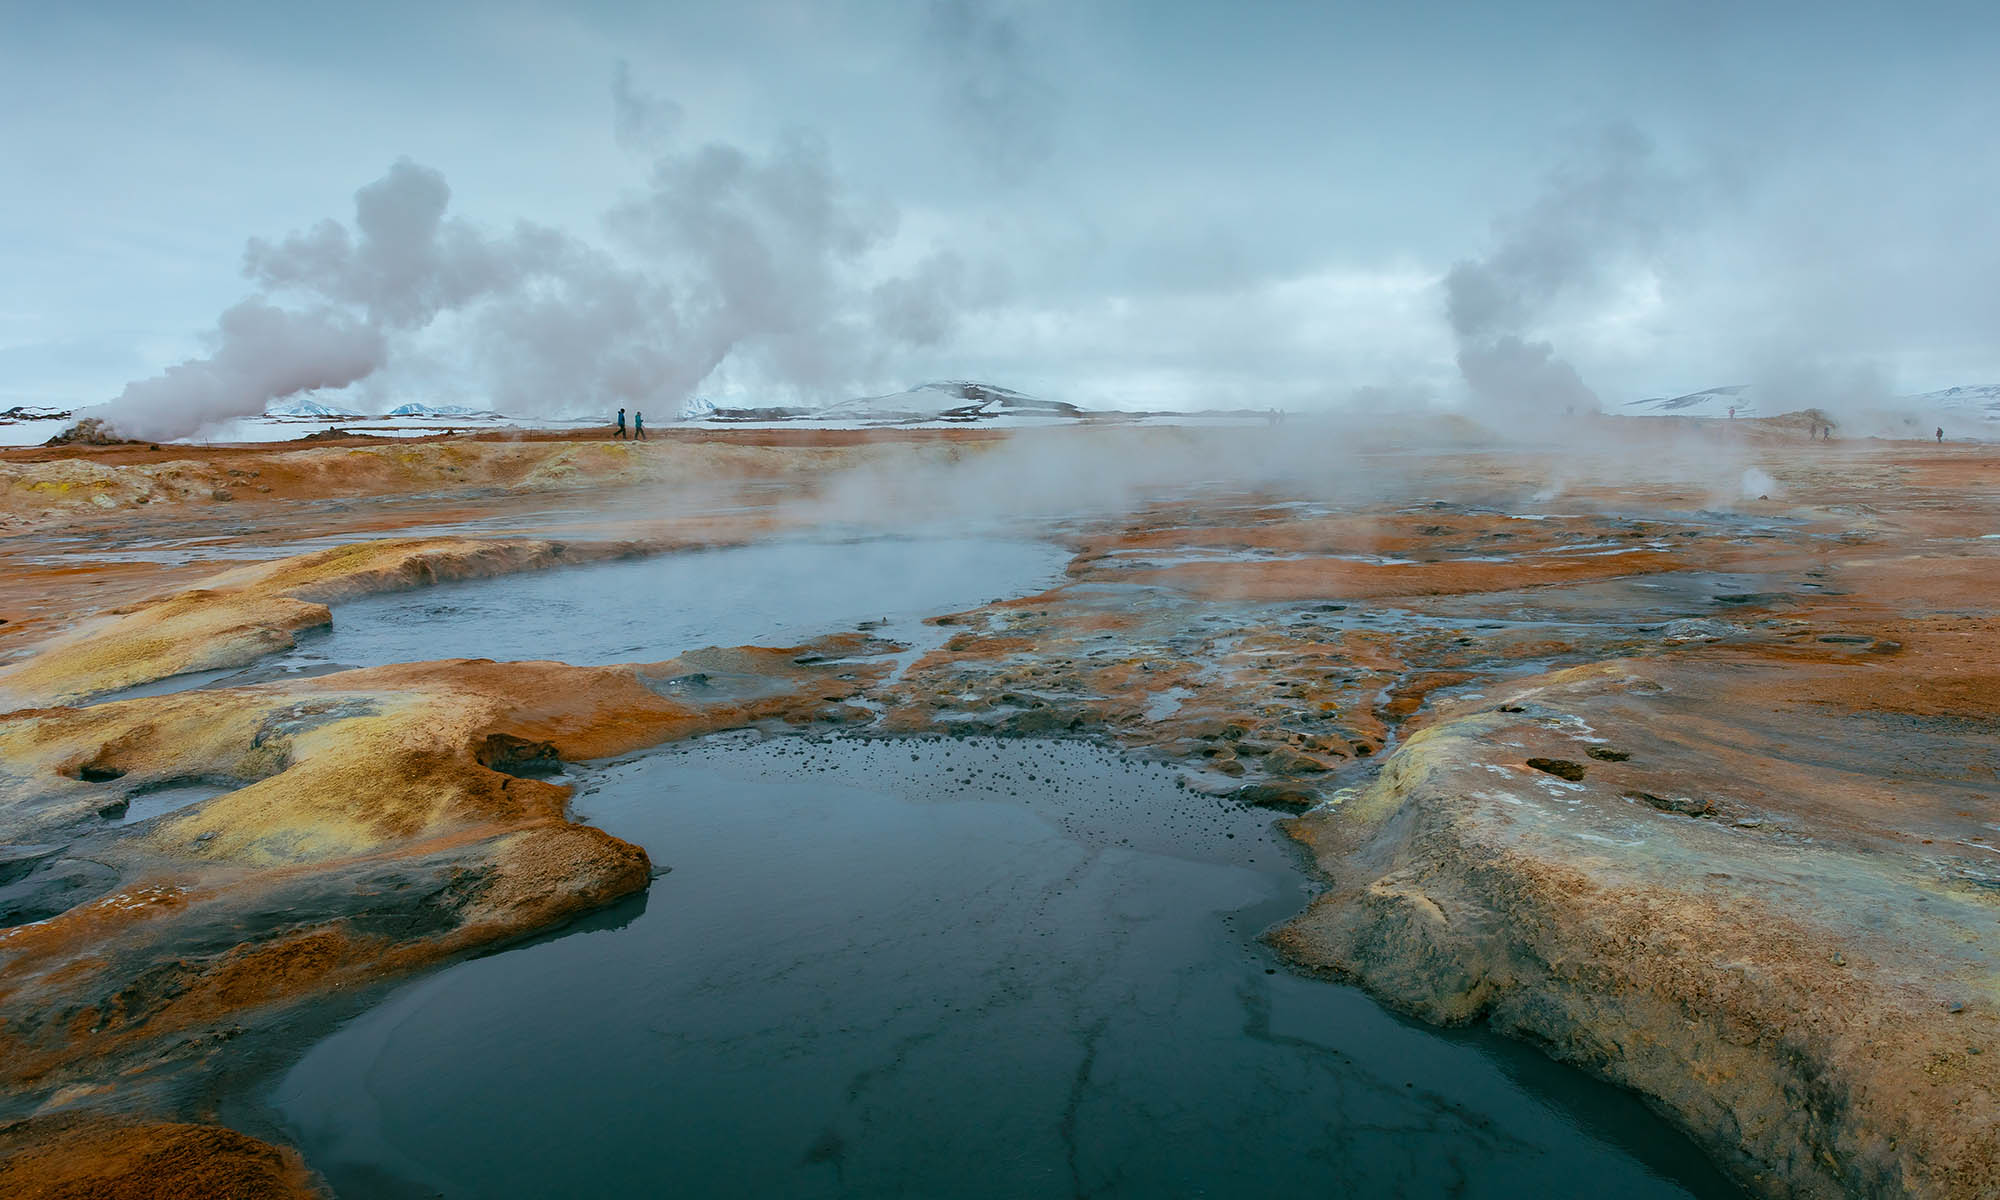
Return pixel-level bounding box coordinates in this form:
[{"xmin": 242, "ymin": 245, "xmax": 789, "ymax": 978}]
[{"xmin": 0, "ymin": 421, "xmax": 1995, "ymax": 1197}]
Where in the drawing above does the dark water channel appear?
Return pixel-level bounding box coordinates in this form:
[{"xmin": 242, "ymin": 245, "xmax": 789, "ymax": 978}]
[{"xmin": 269, "ymin": 736, "xmax": 1738, "ymax": 1199}]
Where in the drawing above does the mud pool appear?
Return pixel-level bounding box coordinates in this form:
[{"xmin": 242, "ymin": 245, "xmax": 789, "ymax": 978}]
[{"xmin": 268, "ymin": 736, "xmax": 1736, "ymax": 1199}]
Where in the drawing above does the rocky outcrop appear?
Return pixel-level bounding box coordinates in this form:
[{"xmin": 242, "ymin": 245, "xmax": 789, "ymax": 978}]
[{"xmin": 1275, "ymin": 658, "xmax": 2000, "ymax": 1197}]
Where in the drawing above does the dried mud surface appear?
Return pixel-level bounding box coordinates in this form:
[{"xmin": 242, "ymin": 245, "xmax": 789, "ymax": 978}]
[{"xmin": 0, "ymin": 427, "xmax": 1995, "ymax": 1197}]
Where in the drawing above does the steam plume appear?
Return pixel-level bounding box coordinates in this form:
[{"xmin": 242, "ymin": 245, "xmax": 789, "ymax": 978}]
[
  {"xmin": 93, "ymin": 71, "xmax": 986, "ymax": 441},
  {"xmin": 1445, "ymin": 124, "xmax": 1682, "ymax": 419},
  {"xmin": 97, "ymin": 301, "xmax": 385, "ymax": 442}
]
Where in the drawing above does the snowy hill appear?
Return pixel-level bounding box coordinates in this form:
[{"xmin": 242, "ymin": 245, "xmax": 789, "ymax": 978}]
[
  {"xmin": 266, "ymin": 395, "xmax": 365, "ymax": 419},
  {"xmin": 693, "ymin": 381, "xmax": 1090, "ymax": 426},
  {"xmin": 1909, "ymin": 385, "xmax": 2000, "ymax": 420},
  {"xmin": 385, "ymin": 402, "xmax": 497, "ymax": 418},
  {"xmin": 1622, "ymin": 385, "xmax": 1757, "ymax": 419},
  {"xmin": 0, "ymin": 405, "xmax": 75, "ymax": 447},
  {"xmin": 1619, "ymin": 382, "xmax": 2000, "ymax": 438},
  {"xmin": 820, "ymin": 381, "xmax": 1084, "ymax": 421}
]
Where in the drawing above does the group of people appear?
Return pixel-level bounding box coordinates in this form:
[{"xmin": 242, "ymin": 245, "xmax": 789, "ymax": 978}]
[{"xmin": 612, "ymin": 408, "xmax": 645, "ymax": 439}]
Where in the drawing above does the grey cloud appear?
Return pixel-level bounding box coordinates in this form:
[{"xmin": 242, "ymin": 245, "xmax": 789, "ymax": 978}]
[
  {"xmin": 611, "ymin": 59, "xmax": 682, "ymax": 152},
  {"xmin": 870, "ymin": 252, "xmax": 970, "ymax": 347},
  {"xmin": 926, "ymin": 0, "xmax": 1058, "ymax": 182}
]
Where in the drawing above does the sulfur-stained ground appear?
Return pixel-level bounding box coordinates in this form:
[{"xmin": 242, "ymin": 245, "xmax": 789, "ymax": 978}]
[{"xmin": 0, "ymin": 421, "xmax": 1994, "ymax": 1197}]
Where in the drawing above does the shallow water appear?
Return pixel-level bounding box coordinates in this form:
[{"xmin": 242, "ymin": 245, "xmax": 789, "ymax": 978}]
[
  {"xmin": 284, "ymin": 535, "xmax": 1071, "ymax": 671},
  {"xmin": 86, "ymin": 535, "xmax": 1071, "ymax": 705},
  {"xmin": 271, "ymin": 735, "xmax": 1738, "ymax": 1199},
  {"xmin": 101, "ymin": 780, "xmax": 235, "ymax": 825}
]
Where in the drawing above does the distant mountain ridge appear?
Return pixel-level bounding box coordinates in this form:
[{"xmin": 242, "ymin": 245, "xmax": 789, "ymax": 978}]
[
  {"xmin": 1623, "ymin": 383, "xmax": 2000, "ymax": 425},
  {"xmin": 691, "ymin": 380, "xmax": 1092, "ymax": 426}
]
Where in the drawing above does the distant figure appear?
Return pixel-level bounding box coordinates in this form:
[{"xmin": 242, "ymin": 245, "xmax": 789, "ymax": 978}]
[
  {"xmin": 614, "ymin": 408, "xmax": 627, "ymax": 439},
  {"xmin": 1937, "ymin": 426, "xmax": 1945, "ymax": 443},
  {"xmin": 634, "ymin": 411, "xmax": 646, "ymax": 440}
]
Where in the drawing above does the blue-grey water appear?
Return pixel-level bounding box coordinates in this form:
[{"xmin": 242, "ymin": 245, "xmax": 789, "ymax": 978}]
[
  {"xmin": 96, "ymin": 535, "xmax": 1073, "ymax": 702},
  {"xmin": 271, "ymin": 735, "xmax": 1738, "ymax": 1199},
  {"xmin": 285, "ymin": 535, "xmax": 1072, "ymax": 669}
]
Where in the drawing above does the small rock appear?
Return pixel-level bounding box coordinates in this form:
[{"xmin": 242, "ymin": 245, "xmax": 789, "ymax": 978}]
[
  {"xmin": 1830, "ymin": 951, "xmax": 1847, "ymax": 967},
  {"xmin": 1585, "ymin": 747, "xmax": 1631, "ymax": 762},
  {"xmin": 1625, "ymin": 790, "xmax": 1713, "ymax": 817},
  {"xmin": 1526, "ymin": 757, "xmax": 1586, "ymax": 782},
  {"xmin": 210, "ymin": 488, "xmax": 234, "ymax": 502},
  {"xmin": 1231, "ymin": 783, "xmax": 1316, "ymax": 811}
]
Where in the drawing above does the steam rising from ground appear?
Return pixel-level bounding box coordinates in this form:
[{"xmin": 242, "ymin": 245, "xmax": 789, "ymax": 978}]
[
  {"xmin": 801, "ymin": 410, "xmax": 1778, "ymax": 540},
  {"xmin": 94, "ymin": 73, "xmax": 980, "ymax": 442},
  {"xmin": 1445, "ymin": 125, "xmax": 1686, "ymax": 421}
]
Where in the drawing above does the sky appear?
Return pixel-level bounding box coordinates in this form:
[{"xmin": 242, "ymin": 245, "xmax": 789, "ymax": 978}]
[{"xmin": 4, "ymin": 0, "xmax": 1998, "ymax": 427}]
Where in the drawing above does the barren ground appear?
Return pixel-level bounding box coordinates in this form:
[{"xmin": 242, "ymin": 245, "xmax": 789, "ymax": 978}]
[{"xmin": 0, "ymin": 421, "xmax": 1994, "ymax": 1197}]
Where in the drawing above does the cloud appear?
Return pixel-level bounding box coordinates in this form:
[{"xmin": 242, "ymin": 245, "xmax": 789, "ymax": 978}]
[{"xmin": 926, "ymin": 0, "xmax": 1058, "ymax": 182}]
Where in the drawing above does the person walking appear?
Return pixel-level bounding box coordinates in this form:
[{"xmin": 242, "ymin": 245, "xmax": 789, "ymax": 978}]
[
  {"xmin": 1937, "ymin": 426, "xmax": 1945, "ymax": 444},
  {"xmin": 614, "ymin": 408, "xmax": 627, "ymax": 439},
  {"xmin": 634, "ymin": 411, "xmax": 647, "ymax": 440}
]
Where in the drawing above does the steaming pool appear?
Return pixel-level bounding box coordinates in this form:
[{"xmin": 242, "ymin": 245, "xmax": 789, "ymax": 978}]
[{"xmin": 264, "ymin": 736, "xmax": 1737, "ymax": 1199}]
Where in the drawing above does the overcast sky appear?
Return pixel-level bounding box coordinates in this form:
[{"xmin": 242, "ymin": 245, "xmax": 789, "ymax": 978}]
[{"xmin": 5, "ymin": 0, "xmax": 1998, "ymax": 421}]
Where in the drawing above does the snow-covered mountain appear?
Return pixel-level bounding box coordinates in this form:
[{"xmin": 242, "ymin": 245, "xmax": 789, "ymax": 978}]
[
  {"xmin": 266, "ymin": 395, "xmax": 365, "ymax": 419},
  {"xmin": 1619, "ymin": 382, "xmax": 2000, "ymax": 438},
  {"xmin": 1908, "ymin": 385, "xmax": 2000, "ymax": 420},
  {"xmin": 1622, "ymin": 385, "xmax": 1757, "ymax": 419},
  {"xmin": 819, "ymin": 381, "xmax": 1084, "ymax": 421},
  {"xmin": 691, "ymin": 381, "xmax": 1090, "ymax": 426},
  {"xmin": 385, "ymin": 402, "xmax": 496, "ymax": 418}
]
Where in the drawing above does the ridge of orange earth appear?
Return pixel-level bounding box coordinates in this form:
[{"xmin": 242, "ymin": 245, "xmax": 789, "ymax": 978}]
[
  {"xmin": 0, "ymin": 537, "xmax": 679, "ymax": 708},
  {"xmin": 0, "ymin": 429, "xmax": 1009, "ymax": 537},
  {"xmin": 0, "ymin": 1116, "xmax": 324, "ymax": 1199}
]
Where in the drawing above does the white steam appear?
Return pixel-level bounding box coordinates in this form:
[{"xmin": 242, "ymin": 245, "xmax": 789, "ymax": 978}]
[
  {"xmin": 97, "ymin": 301, "xmax": 385, "ymax": 442},
  {"xmin": 1445, "ymin": 124, "xmax": 1686, "ymax": 421},
  {"xmin": 93, "ymin": 70, "xmax": 986, "ymax": 441}
]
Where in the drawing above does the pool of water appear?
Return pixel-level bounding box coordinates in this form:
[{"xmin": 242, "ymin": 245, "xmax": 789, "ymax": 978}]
[
  {"xmin": 100, "ymin": 780, "xmax": 236, "ymax": 825},
  {"xmin": 99, "ymin": 535, "xmax": 1071, "ymax": 702},
  {"xmin": 291, "ymin": 535, "xmax": 1069, "ymax": 670},
  {"xmin": 269, "ymin": 735, "xmax": 1738, "ymax": 1199}
]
